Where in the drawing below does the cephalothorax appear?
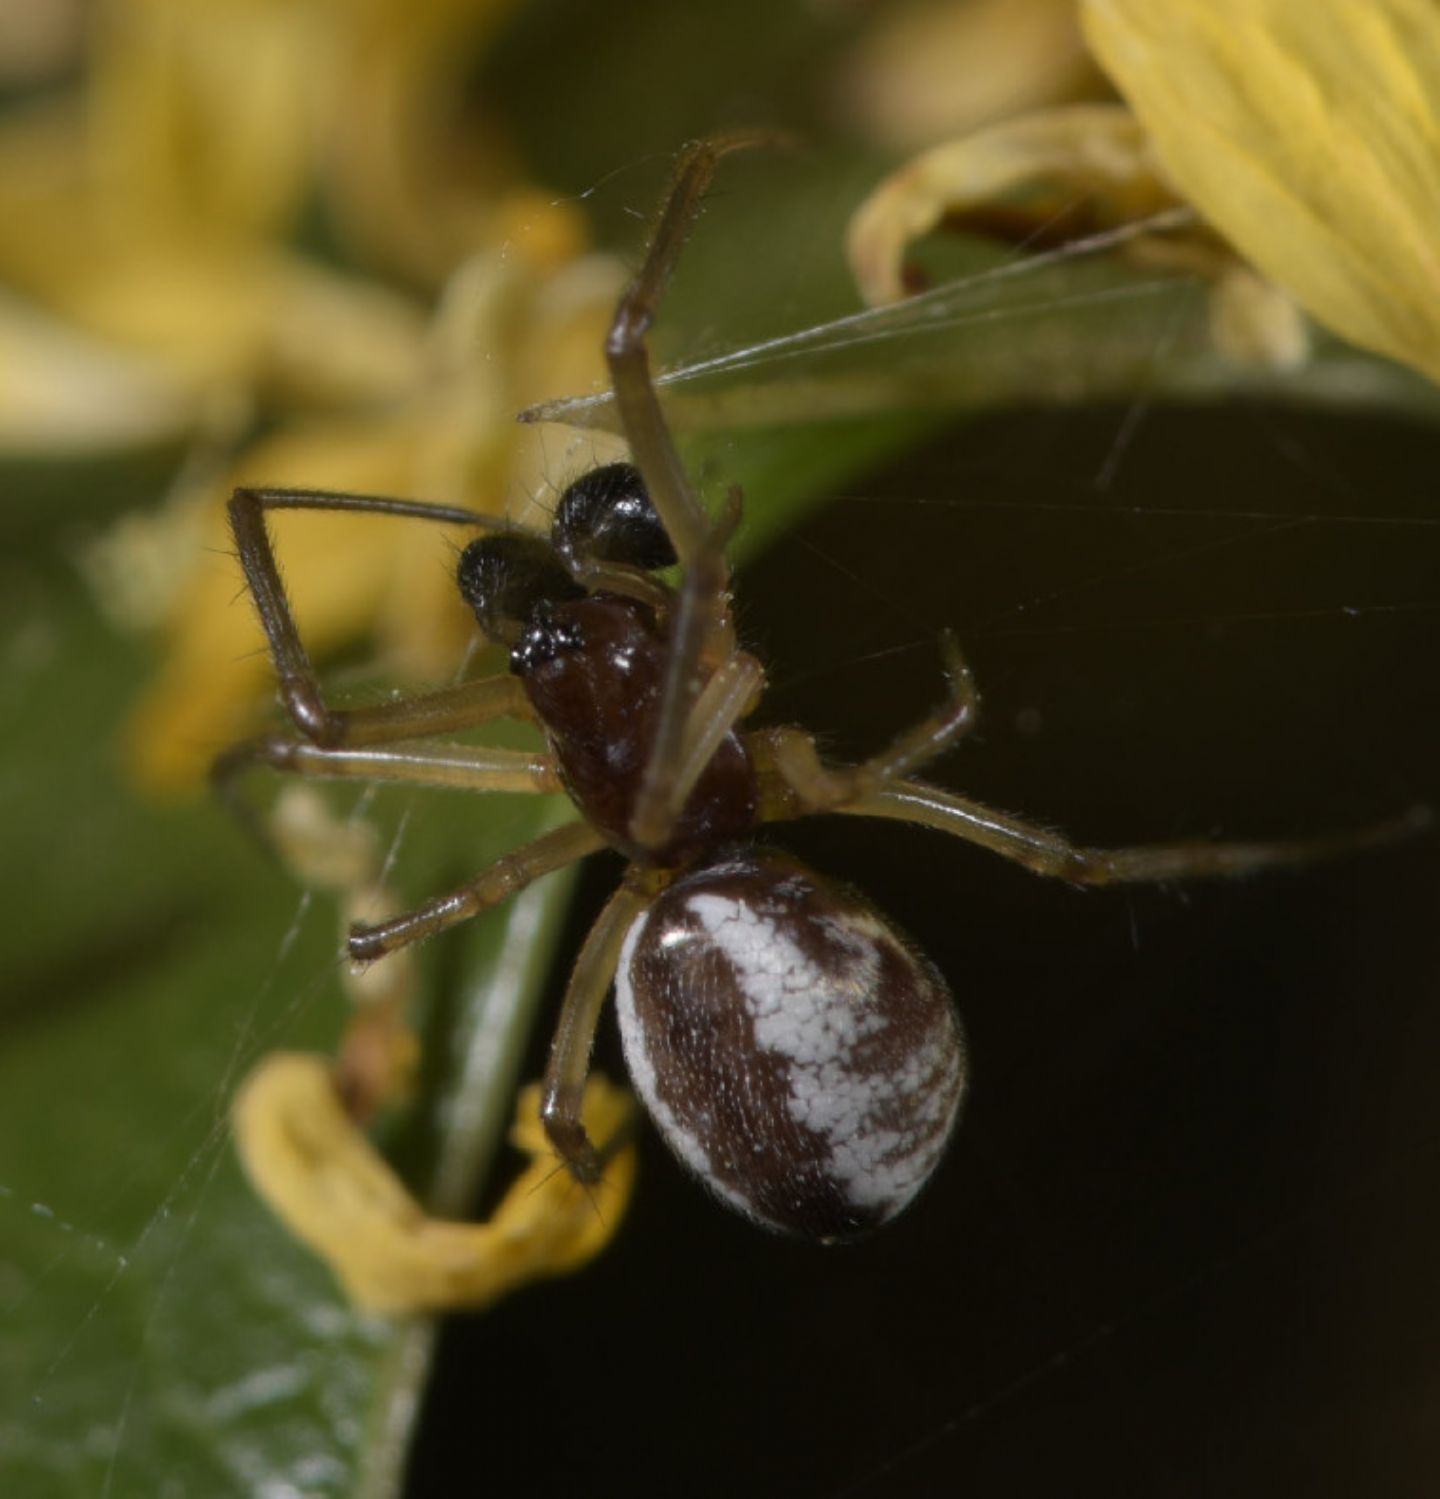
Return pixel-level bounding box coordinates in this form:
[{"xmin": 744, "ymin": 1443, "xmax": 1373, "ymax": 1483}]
[{"xmin": 221, "ymin": 137, "xmax": 1420, "ymax": 1269}]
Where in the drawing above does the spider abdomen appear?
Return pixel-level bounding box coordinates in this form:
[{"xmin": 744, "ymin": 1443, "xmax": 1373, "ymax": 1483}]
[
  {"xmin": 616, "ymin": 849, "xmax": 966, "ymax": 1241},
  {"xmin": 515, "ymin": 592, "xmax": 757, "ymax": 865}
]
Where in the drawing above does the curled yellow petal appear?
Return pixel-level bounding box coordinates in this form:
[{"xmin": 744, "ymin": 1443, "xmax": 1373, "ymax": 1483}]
[
  {"xmin": 847, "ymin": 104, "xmax": 1180, "ymax": 306},
  {"xmin": 233, "ymin": 1053, "xmax": 636, "ymax": 1316},
  {"xmin": 847, "ymin": 101, "xmax": 1311, "ymax": 370},
  {"xmin": 1081, "ymin": 0, "xmax": 1440, "ymax": 383}
]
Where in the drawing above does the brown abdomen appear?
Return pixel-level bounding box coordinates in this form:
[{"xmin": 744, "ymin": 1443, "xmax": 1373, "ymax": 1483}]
[{"xmin": 615, "ymin": 849, "xmax": 966, "ymax": 1240}]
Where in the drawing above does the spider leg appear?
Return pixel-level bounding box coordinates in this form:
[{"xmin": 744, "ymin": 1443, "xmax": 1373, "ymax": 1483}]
[
  {"xmin": 212, "ymin": 671, "xmax": 542, "ymax": 855},
  {"xmin": 602, "ymin": 132, "xmax": 778, "ymax": 569},
  {"xmin": 835, "ymin": 781, "xmax": 1431, "ymax": 884},
  {"xmin": 629, "ymin": 487, "xmax": 765, "ymax": 850},
  {"xmin": 228, "ymin": 485, "xmax": 538, "ymax": 747},
  {"xmin": 860, "ymin": 631, "xmax": 978, "ymax": 784},
  {"xmin": 597, "ymin": 135, "xmax": 793, "ymax": 853},
  {"xmin": 564, "ymin": 554, "xmax": 673, "ymax": 612},
  {"xmin": 660, "ymin": 649, "xmax": 767, "ymax": 821},
  {"xmin": 347, "ymin": 817, "xmax": 606, "ymax": 963},
  {"xmin": 216, "ymin": 733, "xmax": 561, "ymax": 800},
  {"xmin": 540, "ymin": 878, "xmax": 651, "ymax": 1183},
  {"xmin": 752, "ymin": 632, "xmax": 979, "ymax": 819}
]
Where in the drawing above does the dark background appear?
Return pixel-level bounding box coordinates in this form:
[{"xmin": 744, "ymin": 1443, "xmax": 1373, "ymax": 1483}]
[{"xmin": 410, "ymin": 402, "xmax": 1440, "ymax": 1498}]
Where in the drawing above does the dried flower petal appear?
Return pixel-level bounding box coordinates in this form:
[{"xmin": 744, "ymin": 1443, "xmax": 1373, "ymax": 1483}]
[{"xmin": 233, "ymin": 1054, "xmax": 636, "ymax": 1316}]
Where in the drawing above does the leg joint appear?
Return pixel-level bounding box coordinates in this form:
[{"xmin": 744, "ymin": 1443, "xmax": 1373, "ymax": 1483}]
[
  {"xmin": 281, "ymin": 681, "xmax": 345, "ymax": 745},
  {"xmin": 540, "ymin": 1088, "xmax": 604, "ymax": 1185}
]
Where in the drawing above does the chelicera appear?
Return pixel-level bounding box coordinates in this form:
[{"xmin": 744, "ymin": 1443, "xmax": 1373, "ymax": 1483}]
[{"xmin": 219, "ymin": 138, "xmax": 1420, "ymax": 1245}]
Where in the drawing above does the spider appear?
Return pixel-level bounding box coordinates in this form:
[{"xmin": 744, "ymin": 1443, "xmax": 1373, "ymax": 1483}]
[{"xmin": 220, "ymin": 137, "xmax": 1422, "ymax": 1284}]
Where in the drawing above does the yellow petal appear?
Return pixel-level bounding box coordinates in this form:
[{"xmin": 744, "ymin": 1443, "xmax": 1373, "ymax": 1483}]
[
  {"xmin": 837, "ymin": 0, "xmax": 1099, "ymax": 151},
  {"xmin": 57, "ymin": 244, "xmax": 429, "ymax": 403},
  {"xmin": 323, "ymin": 0, "xmax": 529, "ymax": 281},
  {"xmin": 0, "ymin": 288, "xmax": 194, "ymax": 450},
  {"xmin": 0, "ymin": 100, "xmax": 429, "ymax": 411},
  {"xmin": 233, "ymin": 1054, "xmax": 636, "ymax": 1316},
  {"xmin": 1081, "ymin": 0, "xmax": 1440, "ymax": 383},
  {"xmin": 847, "ymin": 104, "xmax": 1178, "ymax": 305},
  {"xmin": 87, "ymin": 0, "xmax": 333, "ymax": 241}
]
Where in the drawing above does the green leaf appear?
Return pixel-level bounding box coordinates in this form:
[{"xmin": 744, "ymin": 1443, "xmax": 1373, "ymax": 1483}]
[
  {"xmin": 0, "ymin": 531, "xmax": 562, "ymax": 1496},
  {"xmin": 0, "ymin": 386, "xmax": 894, "ymax": 1497}
]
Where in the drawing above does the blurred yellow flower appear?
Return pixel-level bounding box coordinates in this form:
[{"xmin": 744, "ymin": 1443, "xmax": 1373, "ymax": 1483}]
[
  {"xmin": 847, "ymin": 0, "xmax": 1439, "ymax": 386},
  {"xmin": 0, "ymin": 0, "xmax": 416, "ymax": 440},
  {"xmin": 0, "ymin": 0, "xmax": 629, "ymax": 793},
  {"xmin": 110, "ymin": 240, "xmax": 624, "ymax": 794},
  {"xmin": 0, "ymin": 0, "xmax": 548, "ymax": 439},
  {"xmin": 835, "ymin": 0, "xmax": 1100, "ymax": 151}
]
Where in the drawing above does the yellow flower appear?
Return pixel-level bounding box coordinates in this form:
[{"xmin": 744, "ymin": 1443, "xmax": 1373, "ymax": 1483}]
[
  {"xmin": 847, "ymin": 0, "xmax": 1440, "ymax": 386},
  {"xmin": 0, "ymin": 0, "xmax": 540, "ymax": 448},
  {"xmin": 0, "ymin": 1, "xmax": 410, "ymax": 439},
  {"xmin": 1081, "ymin": 0, "xmax": 1440, "ymax": 384},
  {"xmin": 0, "ymin": 0, "xmax": 628, "ymax": 793}
]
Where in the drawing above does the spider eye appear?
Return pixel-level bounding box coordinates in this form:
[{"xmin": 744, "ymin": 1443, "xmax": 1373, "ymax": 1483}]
[
  {"xmin": 457, "ymin": 533, "xmax": 584, "ymax": 644},
  {"xmin": 551, "ymin": 462, "xmax": 677, "ymax": 572}
]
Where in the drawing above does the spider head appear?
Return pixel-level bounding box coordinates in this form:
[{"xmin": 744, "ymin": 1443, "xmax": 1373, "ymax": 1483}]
[
  {"xmin": 457, "ymin": 532, "xmax": 584, "ymax": 646},
  {"xmin": 551, "ymin": 463, "xmax": 676, "ymax": 572}
]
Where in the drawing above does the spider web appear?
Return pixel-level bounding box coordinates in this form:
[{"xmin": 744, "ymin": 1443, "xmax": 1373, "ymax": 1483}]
[
  {"xmin": 731, "ymin": 404, "xmax": 1440, "ymax": 1499},
  {"xmin": 5, "ymin": 174, "xmax": 1439, "ymax": 1499}
]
